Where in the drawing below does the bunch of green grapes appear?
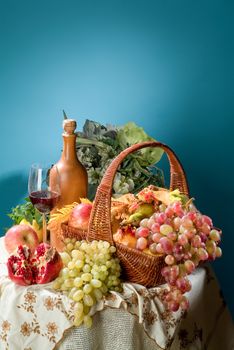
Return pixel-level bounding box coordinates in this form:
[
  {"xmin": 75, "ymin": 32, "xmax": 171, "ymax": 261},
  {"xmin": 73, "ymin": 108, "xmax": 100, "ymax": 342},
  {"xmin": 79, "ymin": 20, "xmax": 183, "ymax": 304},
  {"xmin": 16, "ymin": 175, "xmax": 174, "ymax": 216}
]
[{"xmin": 52, "ymin": 238, "xmax": 122, "ymax": 328}]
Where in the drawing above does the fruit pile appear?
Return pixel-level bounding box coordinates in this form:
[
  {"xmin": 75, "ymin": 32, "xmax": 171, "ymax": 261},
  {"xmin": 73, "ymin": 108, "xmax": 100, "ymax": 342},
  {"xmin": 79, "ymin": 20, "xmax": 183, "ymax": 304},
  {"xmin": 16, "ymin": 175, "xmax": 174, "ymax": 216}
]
[
  {"xmin": 5, "ymin": 185, "xmax": 222, "ymax": 318},
  {"xmin": 50, "ymin": 186, "xmax": 222, "ymax": 314},
  {"xmin": 112, "ymin": 187, "xmax": 222, "ymax": 312},
  {"xmin": 4, "ymin": 223, "xmax": 63, "ymax": 286},
  {"xmin": 52, "ymin": 238, "xmax": 122, "ymax": 328}
]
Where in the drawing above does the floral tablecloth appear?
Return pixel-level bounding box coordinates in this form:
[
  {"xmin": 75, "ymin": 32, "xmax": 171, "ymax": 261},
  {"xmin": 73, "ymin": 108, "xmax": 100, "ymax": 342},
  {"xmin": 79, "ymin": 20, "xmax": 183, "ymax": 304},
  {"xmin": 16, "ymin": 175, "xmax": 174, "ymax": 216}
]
[{"xmin": 0, "ymin": 237, "xmax": 233, "ymax": 350}]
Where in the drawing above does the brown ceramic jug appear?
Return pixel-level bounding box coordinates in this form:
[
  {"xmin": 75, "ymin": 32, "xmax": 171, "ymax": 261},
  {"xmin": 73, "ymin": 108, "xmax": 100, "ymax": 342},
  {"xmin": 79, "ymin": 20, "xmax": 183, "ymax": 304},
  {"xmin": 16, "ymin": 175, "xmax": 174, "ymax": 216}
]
[{"xmin": 50, "ymin": 118, "xmax": 88, "ymax": 250}]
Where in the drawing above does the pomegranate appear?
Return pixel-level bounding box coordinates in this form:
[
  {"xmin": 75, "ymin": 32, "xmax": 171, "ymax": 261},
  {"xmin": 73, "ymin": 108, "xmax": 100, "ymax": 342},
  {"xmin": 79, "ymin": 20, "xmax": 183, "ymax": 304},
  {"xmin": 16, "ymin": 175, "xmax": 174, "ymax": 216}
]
[
  {"xmin": 7, "ymin": 245, "xmax": 33, "ymax": 286},
  {"xmin": 32, "ymin": 243, "xmax": 63, "ymax": 284},
  {"xmin": 7, "ymin": 243, "xmax": 63, "ymax": 286},
  {"xmin": 68, "ymin": 203, "xmax": 92, "ymax": 230}
]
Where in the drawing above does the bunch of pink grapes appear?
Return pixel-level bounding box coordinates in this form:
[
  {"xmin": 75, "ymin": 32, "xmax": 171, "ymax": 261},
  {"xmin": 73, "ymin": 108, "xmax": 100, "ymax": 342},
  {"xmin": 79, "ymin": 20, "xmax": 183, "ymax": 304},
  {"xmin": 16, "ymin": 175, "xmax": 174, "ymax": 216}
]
[{"xmin": 135, "ymin": 201, "xmax": 222, "ymax": 312}]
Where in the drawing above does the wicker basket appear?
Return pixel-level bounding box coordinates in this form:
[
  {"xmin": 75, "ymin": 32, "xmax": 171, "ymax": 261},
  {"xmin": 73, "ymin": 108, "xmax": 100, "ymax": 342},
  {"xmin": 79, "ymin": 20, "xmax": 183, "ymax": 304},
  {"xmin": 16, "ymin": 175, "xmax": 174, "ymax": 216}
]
[{"xmin": 62, "ymin": 141, "xmax": 189, "ymax": 287}]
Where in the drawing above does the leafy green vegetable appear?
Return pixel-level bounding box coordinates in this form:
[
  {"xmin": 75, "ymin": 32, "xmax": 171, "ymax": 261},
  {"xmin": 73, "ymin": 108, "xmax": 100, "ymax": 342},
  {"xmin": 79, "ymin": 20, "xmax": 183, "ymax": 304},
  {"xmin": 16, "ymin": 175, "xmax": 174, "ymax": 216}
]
[
  {"xmin": 76, "ymin": 119, "xmax": 165, "ymax": 199},
  {"xmin": 8, "ymin": 198, "xmax": 42, "ymax": 228},
  {"xmin": 117, "ymin": 122, "xmax": 164, "ymax": 165}
]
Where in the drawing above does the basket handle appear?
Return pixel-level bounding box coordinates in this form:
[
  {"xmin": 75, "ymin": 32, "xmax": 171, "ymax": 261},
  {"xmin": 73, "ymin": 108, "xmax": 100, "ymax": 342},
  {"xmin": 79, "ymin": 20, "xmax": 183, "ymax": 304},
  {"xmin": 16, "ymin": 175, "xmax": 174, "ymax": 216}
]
[{"xmin": 87, "ymin": 141, "xmax": 189, "ymax": 244}]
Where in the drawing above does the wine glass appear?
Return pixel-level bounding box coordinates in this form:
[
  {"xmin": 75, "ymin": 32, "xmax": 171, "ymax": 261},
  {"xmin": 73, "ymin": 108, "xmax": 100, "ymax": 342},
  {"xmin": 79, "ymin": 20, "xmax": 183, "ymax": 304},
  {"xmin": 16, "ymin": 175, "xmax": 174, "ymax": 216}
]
[{"xmin": 28, "ymin": 164, "xmax": 60, "ymax": 243}]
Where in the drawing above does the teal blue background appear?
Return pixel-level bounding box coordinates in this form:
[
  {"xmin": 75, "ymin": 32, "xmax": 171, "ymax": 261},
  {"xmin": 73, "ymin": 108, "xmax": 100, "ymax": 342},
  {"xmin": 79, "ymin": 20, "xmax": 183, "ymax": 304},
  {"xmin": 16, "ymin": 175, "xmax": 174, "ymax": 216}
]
[{"xmin": 0, "ymin": 0, "xmax": 233, "ymax": 317}]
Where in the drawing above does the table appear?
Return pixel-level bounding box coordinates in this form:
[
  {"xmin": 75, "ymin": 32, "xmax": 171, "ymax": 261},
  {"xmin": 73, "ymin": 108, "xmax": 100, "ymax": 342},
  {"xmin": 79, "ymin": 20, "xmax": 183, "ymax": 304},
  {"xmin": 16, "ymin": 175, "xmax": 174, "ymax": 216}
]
[{"xmin": 0, "ymin": 237, "xmax": 233, "ymax": 350}]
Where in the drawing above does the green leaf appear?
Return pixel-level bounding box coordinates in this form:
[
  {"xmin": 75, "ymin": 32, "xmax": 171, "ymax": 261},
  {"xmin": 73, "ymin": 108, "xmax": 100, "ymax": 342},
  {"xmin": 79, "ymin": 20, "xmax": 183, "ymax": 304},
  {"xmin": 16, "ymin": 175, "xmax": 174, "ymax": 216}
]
[
  {"xmin": 117, "ymin": 122, "xmax": 164, "ymax": 165},
  {"xmin": 7, "ymin": 199, "xmax": 43, "ymax": 228}
]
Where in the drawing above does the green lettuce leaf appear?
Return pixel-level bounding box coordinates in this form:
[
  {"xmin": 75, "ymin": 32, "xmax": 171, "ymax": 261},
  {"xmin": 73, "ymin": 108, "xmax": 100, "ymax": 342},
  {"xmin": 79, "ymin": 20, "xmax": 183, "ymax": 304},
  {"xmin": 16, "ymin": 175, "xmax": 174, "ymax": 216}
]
[{"xmin": 117, "ymin": 122, "xmax": 164, "ymax": 165}]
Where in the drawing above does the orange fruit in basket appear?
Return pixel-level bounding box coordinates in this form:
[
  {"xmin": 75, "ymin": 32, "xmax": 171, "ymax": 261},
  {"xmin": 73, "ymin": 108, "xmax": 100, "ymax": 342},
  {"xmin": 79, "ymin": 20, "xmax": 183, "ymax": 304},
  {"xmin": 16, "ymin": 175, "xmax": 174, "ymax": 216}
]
[{"xmin": 113, "ymin": 229, "xmax": 137, "ymax": 249}]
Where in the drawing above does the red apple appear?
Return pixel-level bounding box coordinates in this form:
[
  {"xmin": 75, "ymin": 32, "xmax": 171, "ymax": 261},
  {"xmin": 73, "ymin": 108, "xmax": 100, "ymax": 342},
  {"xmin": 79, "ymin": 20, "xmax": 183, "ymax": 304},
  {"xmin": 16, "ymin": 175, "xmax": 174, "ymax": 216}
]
[{"xmin": 4, "ymin": 224, "xmax": 39, "ymax": 254}]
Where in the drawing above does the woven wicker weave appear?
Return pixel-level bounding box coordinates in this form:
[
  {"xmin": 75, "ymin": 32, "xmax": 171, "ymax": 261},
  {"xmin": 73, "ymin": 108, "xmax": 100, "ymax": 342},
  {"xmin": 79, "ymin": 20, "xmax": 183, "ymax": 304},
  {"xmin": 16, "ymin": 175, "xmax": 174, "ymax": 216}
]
[{"xmin": 62, "ymin": 141, "xmax": 189, "ymax": 287}]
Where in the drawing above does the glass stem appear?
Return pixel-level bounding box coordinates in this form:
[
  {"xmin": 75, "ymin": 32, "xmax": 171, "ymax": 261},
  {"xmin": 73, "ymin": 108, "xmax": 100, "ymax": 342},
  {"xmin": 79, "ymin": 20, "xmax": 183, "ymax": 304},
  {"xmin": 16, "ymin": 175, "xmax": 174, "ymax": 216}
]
[{"xmin": 42, "ymin": 213, "xmax": 47, "ymax": 243}]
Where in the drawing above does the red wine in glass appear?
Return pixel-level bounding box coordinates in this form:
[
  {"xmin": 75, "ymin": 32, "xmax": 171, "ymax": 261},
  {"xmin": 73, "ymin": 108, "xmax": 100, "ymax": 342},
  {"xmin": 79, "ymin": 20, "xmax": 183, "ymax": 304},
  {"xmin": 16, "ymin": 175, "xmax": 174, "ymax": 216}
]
[
  {"xmin": 29, "ymin": 190, "xmax": 60, "ymax": 214},
  {"xmin": 28, "ymin": 164, "xmax": 60, "ymax": 243}
]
